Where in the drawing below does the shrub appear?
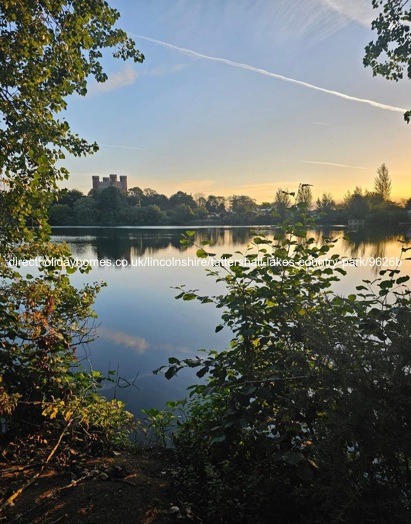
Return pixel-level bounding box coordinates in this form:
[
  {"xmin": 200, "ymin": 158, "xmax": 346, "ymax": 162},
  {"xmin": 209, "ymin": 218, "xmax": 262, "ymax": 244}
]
[{"xmin": 159, "ymin": 216, "xmax": 411, "ymax": 523}]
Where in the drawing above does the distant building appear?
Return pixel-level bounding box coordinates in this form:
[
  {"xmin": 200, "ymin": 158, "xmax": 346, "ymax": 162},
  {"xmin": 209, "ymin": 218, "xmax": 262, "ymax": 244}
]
[{"xmin": 92, "ymin": 174, "xmax": 127, "ymax": 192}]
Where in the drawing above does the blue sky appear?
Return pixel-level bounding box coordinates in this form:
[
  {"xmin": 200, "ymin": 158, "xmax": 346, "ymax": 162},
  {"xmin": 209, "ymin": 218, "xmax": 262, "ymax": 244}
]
[{"xmin": 63, "ymin": 0, "xmax": 411, "ymax": 203}]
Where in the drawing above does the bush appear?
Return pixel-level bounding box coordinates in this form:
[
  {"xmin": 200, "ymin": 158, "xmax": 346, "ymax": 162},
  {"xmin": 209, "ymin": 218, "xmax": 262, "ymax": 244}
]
[
  {"xmin": 0, "ymin": 249, "xmax": 134, "ymax": 460},
  {"xmin": 159, "ymin": 216, "xmax": 411, "ymax": 523}
]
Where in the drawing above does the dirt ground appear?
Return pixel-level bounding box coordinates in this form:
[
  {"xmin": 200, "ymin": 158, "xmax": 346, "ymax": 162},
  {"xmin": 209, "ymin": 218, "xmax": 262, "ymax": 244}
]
[{"xmin": 0, "ymin": 449, "xmax": 195, "ymax": 524}]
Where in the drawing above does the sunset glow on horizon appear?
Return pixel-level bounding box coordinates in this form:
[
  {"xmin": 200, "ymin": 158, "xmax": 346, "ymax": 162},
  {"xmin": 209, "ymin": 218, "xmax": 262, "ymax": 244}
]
[{"xmin": 63, "ymin": 0, "xmax": 411, "ymax": 204}]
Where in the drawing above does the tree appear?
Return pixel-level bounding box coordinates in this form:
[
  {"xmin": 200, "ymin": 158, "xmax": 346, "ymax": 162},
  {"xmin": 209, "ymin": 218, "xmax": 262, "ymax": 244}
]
[
  {"xmin": 48, "ymin": 203, "xmax": 74, "ymax": 225},
  {"xmin": 206, "ymin": 195, "xmax": 226, "ymax": 214},
  {"xmin": 162, "ymin": 221, "xmax": 411, "ymax": 523},
  {"xmin": 343, "ymin": 186, "xmax": 370, "ymax": 219},
  {"xmin": 73, "ymin": 196, "xmax": 98, "ymax": 225},
  {"xmin": 374, "ymin": 163, "xmax": 392, "ymax": 201},
  {"xmin": 169, "ymin": 191, "xmax": 196, "ymax": 209},
  {"xmin": 296, "ymin": 184, "xmax": 313, "ymax": 210},
  {"xmin": 143, "ymin": 188, "xmax": 170, "ymax": 209},
  {"xmin": 229, "ymin": 195, "xmax": 257, "ymax": 215},
  {"xmin": 193, "ymin": 193, "xmax": 207, "ymax": 208},
  {"xmin": 128, "ymin": 186, "xmax": 145, "ymax": 206},
  {"xmin": 168, "ymin": 203, "xmax": 195, "ymax": 225},
  {"xmin": 57, "ymin": 189, "xmax": 84, "ymax": 208},
  {"xmin": 0, "ymin": 2, "xmax": 143, "ymax": 462},
  {"xmin": 0, "ymin": 1, "xmax": 144, "ymax": 250},
  {"xmin": 273, "ymin": 188, "xmax": 291, "ymax": 219},
  {"xmin": 364, "ymin": 0, "xmax": 411, "ymax": 122},
  {"xmin": 316, "ymin": 192, "xmax": 336, "ymax": 213}
]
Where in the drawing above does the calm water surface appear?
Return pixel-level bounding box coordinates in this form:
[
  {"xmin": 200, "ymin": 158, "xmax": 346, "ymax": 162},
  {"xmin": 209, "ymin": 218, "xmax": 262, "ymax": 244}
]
[{"xmin": 51, "ymin": 225, "xmax": 411, "ymax": 416}]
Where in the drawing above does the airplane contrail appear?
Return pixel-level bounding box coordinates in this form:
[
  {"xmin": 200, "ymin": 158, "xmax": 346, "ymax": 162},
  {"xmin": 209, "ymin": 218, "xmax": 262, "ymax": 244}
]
[
  {"xmin": 301, "ymin": 160, "xmax": 368, "ymax": 170},
  {"xmin": 133, "ymin": 34, "xmax": 407, "ymax": 114}
]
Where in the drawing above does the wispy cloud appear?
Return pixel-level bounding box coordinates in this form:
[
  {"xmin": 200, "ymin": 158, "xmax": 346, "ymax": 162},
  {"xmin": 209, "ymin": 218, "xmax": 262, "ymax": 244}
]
[
  {"xmin": 100, "ymin": 327, "xmax": 149, "ymax": 354},
  {"xmin": 89, "ymin": 64, "xmax": 137, "ymax": 94},
  {"xmin": 142, "ymin": 63, "xmax": 185, "ymax": 77},
  {"xmin": 319, "ymin": 0, "xmax": 375, "ymax": 27},
  {"xmin": 312, "ymin": 121, "xmax": 331, "ymax": 126},
  {"xmin": 301, "ymin": 160, "xmax": 369, "ymax": 170},
  {"xmin": 133, "ymin": 34, "xmax": 407, "ymax": 115}
]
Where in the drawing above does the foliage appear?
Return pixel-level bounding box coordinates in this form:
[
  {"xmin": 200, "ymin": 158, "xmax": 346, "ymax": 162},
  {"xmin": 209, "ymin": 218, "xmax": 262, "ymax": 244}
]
[
  {"xmin": 374, "ymin": 163, "xmax": 392, "ymax": 201},
  {"xmin": 141, "ymin": 400, "xmax": 187, "ymax": 447},
  {"xmin": 364, "ymin": 0, "xmax": 411, "ymax": 122},
  {"xmin": 0, "ymin": 1, "xmax": 143, "ymax": 461},
  {"xmin": 296, "ymin": 183, "xmax": 313, "ymax": 210},
  {"xmin": 0, "ymin": 0, "xmax": 144, "ymax": 250},
  {"xmin": 273, "ymin": 188, "xmax": 291, "ymax": 220},
  {"xmin": 343, "ymin": 186, "xmax": 370, "ymax": 219},
  {"xmin": 158, "ymin": 215, "xmax": 411, "ymax": 523},
  {"xmin": 47, "ymin": 178, "xmax": 411, "ymax": 227},
  {"xmin": 229, "ymin": 194, "xmax": 257, "ymax": 215},
  {"xmin": 315, "ymin": 192, "xmax": 337, "ymax": 224},
  {"xmin": 206, "ymin": 195, "xmax": 226, "ymax": 214},
  {"xmin": 0, "ymin": 256, "xmax": 134, "ymax": 454}
]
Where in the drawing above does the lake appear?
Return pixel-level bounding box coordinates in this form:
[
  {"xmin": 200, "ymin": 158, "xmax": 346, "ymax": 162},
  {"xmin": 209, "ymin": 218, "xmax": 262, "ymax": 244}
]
[{"xmin": 50, "ymin": 225, "xmax": 411, "ymax": 416}]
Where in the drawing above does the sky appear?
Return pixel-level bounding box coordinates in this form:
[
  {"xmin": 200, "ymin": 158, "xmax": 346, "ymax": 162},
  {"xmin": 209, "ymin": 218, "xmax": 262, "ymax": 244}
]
[{"xmin": 63, "ymin": 0, "xmax": 411, "ymax": 203}]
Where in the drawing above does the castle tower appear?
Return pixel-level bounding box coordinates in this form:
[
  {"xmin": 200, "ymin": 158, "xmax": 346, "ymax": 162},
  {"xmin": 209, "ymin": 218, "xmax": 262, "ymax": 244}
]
[
  {"xmin": 92, "ymin": 176, "xmax": 100, "ymax": 191},
  {"xmin": 120, "ymin": 176, "xmax": 128, "ymax": 192},
  {"xmin": 91, "ymin": 174, "xmax": 127, "ymax": 191}
]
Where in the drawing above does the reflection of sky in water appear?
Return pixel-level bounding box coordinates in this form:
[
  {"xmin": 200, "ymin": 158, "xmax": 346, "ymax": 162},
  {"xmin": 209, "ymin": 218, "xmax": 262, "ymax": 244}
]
[{"xmin": 50, "ymin": 226, "xmax": 411, "ymax": 415}]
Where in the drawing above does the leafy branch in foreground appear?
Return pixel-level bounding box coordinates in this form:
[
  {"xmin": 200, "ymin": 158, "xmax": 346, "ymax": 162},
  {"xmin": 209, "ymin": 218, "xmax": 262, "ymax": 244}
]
[
  {"xmin": 158, "ymin": 218, "xmax": 411, "ymax": 523},
  {"xmin": 0, "ymin": 1, "xmax": 144, "ymax": 249},
  {"xmin": 0, "ymin": 1, "xmax": 143, "ymax": 470},
  {"xmin": 364, "ymin": 0, "xmax": 411, "ymax": 122}
]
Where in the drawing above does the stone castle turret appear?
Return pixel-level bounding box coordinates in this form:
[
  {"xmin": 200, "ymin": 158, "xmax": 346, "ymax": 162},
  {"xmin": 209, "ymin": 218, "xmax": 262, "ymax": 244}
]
[{"xmin": 92, "ymin": 174, "xmax": 127, "ymax": 191}]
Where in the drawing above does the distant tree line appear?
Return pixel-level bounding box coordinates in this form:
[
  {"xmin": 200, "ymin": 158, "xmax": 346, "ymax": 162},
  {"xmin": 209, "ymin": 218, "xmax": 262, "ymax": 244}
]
[
  {"xmin": 273, "ymin": 164, "xmax": 410, "ymax": 226},
  {"xmin": 49, "ymin": 164, "xmax": 410, "ymax": 227},
  {"xmin": 48, "ymin": 186, "xmax": 269, "ymax": 226}
]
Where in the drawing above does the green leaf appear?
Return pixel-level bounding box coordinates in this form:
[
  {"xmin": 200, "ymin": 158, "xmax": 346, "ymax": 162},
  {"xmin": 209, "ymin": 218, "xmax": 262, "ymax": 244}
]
[
  {"xmin": 182, "ymin": 293, "xmax": 197, "ymax": 301},
  {"xmin": 196, "ymin": 249, "xmax": 208, "ymax": 259}
]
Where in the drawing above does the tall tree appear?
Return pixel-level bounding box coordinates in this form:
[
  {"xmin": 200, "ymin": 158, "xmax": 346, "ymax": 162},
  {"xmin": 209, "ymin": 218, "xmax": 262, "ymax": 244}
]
[
  {"xmin": 316, "ymin": 192, "xmax": 336, "ymax": 213},
  {"xmin": 0, "ymin": 2, "xmax": 143, "ymax": 456},
  {"xmin": 0, "ymin": 1, "xmax": 144, "ymax": 251},
  {"xmin": 374, "ymin": 163, "xmax": 392, "ymax": 201},
  {"xmin": 273, "ymin": 188, "xmax": 291, "ymax": 219},
  {"xmin": 296, "ymin": 184, "xmax": 313, "ymax": 210},
  {"xmin": 364, "ymin": 0, "xmax": 411, "ymax": 122}
]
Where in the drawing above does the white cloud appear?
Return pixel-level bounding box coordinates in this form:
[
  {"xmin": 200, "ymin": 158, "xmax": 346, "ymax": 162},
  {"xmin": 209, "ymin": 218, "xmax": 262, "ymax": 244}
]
[
  {"xmin": 319, "ymin": 0, "xmax": 375, "ymax": 27},
  {"xmin": 89, "ymin": 64, "xmax": 138, "ymax": 94},
  {"xmin": 99, "ymin": 327, "xmax": 149, "ymax": 354}
]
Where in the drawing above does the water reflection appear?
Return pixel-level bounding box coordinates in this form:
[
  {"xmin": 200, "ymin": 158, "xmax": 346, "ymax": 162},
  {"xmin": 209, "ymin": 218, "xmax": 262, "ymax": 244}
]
[
  {"xmin": 342, "ymin": 228, "xmax": 410, "ymax": 261},
  {"xmin": 50, "ymin": 225, "xmax": 411, "ymax": 415},
  {"xmin": 52, "ymin": 226, "xmax": 266, "ymax": 263}
]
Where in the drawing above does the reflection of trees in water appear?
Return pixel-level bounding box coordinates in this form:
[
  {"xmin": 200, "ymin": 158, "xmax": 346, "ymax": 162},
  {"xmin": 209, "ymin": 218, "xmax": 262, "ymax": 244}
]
[
  {"xmin": 342, "ymin": 229, "xmax": 405, "ymax": 260},
  {"xmin": 195, "ymin": 227, "xmax": 269, "ymax": 247},
  {"xmin": 51, "ymin": 226, "xmax": 410, "ymax": 267},
  {"xmin": 51, "ymin": 227, "xmax": 264, "ymax": 261},
  {"xmin": 306, "ymin": 227, "xmax": 408, "ymax": 262}
]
